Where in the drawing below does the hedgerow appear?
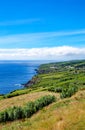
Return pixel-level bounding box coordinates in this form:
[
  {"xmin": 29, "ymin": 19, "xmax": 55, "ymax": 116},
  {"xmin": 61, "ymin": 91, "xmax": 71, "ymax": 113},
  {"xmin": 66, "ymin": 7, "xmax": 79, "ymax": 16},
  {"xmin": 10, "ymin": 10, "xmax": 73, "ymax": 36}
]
[
  {"xmin": 47, "ymin": 83, "xmax": 78, "ymax": 98},
  {"xmin": 0, "ymin": 95, "xmax": 56, "ymax": 123}
]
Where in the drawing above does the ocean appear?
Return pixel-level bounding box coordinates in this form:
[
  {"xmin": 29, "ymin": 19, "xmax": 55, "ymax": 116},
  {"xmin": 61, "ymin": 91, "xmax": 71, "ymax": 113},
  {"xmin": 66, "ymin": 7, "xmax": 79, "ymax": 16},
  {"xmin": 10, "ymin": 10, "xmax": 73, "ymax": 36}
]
[{"xmin": 0, "ymin": 61, "xmax": 43, "ymax": 94}]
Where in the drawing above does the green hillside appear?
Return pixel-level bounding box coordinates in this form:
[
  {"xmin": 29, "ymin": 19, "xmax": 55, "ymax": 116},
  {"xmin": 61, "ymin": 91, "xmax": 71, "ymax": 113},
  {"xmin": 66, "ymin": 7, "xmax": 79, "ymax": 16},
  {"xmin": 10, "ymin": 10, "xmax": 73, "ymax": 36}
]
[{"xmin": 0, "ymin": 60, "xmax": 85, "ymax": 130}]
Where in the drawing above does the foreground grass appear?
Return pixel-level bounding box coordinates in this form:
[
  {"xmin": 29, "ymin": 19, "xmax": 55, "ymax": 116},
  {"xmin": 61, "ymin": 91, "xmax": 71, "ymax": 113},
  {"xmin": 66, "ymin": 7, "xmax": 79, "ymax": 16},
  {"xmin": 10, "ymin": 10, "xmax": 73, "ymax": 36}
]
[
  {"xmin": 0, "ymin": 90, "xmax": 85, "ymax": 130},
  {"xmin": 0, "ymin": 95, "xmax": 56, "ymax": 123}
]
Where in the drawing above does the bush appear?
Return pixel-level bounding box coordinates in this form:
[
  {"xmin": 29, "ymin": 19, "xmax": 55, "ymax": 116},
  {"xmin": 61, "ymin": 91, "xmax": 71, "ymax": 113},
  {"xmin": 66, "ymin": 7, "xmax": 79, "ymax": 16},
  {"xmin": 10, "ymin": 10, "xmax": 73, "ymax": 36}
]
[
  {"xmin": 24, "ymin": 102, "xmax": 36, "ymax": 118},
  {"xmin": 60, "ymin": 84, "xmax": 78, "ymax": 98},
  {"xmin": 0, "ymin": 111, "xmax": 9, "ymax": 122},
  {"xmin": 7, "ymin": 107, "xmax": 15, "ymax": 121},
  {"xmin": 13, "ymin": 106, "xmax": 24, "ymax": 120},
  {"xmin": 34, "ymin": 95, "xmax": 55, "ymax": 110},
  {"xmin": 48, "ymin": 86, "xmax": 62, "ymax": 93},
  {"xmin": 54, "ymin": 87, "xmax": 62, "ymax": 93}
]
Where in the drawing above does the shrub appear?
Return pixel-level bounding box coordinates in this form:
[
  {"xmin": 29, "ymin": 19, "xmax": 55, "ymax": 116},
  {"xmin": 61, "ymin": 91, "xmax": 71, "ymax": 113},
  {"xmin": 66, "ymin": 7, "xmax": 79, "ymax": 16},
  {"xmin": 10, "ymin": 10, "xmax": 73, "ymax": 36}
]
[
  {"xmin": 13, "ymin": 106, "xmax": 23, "ymax": 120},
  {"xmin": 54, "ymin": 87, "xmax": 62, "ymax": 93},
  {"xmin": 24, "ymin": 102, "xmax": 36, "ymax": 118},
  {"xmin": 60, "ymin": 84, "xmax": 78, "ymax": 98},
  {"xmin": 7, "ymin": 107, "xmax": 15, "ymax": 121},
  {"xmin": 35, "ymin": 95, "xmax": 55, "ymax": 109},
  {"xmin": 48, "ymin": 86, "xmax": 62, "ymax": 93},
  {"xmin": 0, "ymin": 111, "xmax": 9, "ymax": 122}
]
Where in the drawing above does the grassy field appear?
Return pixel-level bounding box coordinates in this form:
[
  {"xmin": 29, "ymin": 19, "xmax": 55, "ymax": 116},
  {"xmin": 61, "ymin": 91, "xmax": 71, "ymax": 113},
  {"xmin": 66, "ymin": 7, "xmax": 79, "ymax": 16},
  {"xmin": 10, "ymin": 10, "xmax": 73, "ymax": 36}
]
[
  {"xmin": 0, "ymin": 60, "xmax": 85, "ymax": 130},
  {"xmin": 0, "ymin": 90, "xmax": 85, "ymax": 130}
]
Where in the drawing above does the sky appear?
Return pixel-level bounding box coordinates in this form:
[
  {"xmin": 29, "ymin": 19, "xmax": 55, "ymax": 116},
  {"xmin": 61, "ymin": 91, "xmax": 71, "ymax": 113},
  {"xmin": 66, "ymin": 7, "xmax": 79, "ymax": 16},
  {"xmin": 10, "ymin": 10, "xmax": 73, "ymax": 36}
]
[{"xmin": 0, "ymin": 0, "xmax": 85, "ymax": 60}]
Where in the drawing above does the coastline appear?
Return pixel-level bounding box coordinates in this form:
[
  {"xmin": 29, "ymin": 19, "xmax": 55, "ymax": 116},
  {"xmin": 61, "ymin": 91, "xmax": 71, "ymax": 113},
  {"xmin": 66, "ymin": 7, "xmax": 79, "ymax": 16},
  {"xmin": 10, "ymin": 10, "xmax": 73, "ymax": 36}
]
[
  {"xmin": 0, "ymin": 60, "xmax": 40, "ymax": 95},
  {"xmin": 0, "ymin": 67, "xmax": 39, "ymax": 96}
]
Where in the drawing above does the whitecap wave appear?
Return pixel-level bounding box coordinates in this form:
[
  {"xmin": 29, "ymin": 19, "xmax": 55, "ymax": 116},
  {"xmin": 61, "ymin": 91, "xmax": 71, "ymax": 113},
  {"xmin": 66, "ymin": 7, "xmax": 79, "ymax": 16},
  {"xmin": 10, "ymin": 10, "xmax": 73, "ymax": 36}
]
[{"xmin": 14, "ymin": 84, "xmax": 22, "ymax": 87}]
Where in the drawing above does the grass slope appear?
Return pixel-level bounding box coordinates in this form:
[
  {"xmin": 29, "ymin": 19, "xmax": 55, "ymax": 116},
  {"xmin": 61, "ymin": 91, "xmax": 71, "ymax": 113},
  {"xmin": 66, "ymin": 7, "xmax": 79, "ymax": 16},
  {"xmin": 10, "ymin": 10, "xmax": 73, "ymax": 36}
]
[
  {"xmin": 0, "ymin": 90, "xmax": 85, "ymax": 130},
  {"xmin": 0, "ymin": 91, "xmax": 58, "ymax": 111}
]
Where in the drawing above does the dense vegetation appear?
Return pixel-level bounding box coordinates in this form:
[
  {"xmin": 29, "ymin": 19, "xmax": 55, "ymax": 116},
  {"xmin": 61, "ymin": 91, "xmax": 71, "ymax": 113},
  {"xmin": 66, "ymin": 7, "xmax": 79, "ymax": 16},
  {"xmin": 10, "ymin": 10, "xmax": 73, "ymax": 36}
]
[
  {"xmin": 0, "ymin": 95, "xmax": 55, "ymax": 122},
  {"xmin": 24, "ymin": 60, "xmax": 85, "ymax": 98},
  {"xmin": 37, "ymin": 60, "xmax": 85, "ymax": 74}
]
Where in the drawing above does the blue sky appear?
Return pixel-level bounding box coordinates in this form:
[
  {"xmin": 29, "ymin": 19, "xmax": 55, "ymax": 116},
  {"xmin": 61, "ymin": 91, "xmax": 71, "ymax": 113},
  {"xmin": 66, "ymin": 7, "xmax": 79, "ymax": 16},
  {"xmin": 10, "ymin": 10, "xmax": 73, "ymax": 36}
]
[{"xmin": 0, "ymin": 0, "xmax": 85, "ymax": 60}]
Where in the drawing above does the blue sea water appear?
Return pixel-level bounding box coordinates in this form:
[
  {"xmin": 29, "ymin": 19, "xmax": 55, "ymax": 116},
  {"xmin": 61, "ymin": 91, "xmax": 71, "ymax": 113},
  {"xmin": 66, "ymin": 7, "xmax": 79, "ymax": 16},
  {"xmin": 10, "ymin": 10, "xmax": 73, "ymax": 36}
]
[{"xmin": 0, "ymin": 61, "xmax": 43, "ymax": 94}]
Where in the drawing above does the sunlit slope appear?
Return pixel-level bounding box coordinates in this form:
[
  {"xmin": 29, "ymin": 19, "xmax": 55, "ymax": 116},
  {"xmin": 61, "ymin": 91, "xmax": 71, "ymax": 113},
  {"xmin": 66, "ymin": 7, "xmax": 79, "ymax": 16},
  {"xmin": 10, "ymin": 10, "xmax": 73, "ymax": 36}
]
[
  {"xmin": 0, "ymin": 90, "xmax": 85, "ymax": 130},
  {"xmin": 0, "ymin": 91, "xmax": 58, "ymax": 111}
]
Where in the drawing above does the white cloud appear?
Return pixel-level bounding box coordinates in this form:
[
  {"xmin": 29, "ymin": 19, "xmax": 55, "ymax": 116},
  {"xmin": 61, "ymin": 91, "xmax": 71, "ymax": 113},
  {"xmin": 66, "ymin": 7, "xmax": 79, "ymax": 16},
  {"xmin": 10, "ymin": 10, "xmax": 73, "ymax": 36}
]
[
  {"xmin": 0, "ymin": 46, "xmax": 85, "ymax": 60},
  {"xmin": 0, "ymin": 18, "xmax": 40, "ymax": 26},
  {"xmin": 0, "ymin": 29, "xmax": 85, "ymax": 45}
]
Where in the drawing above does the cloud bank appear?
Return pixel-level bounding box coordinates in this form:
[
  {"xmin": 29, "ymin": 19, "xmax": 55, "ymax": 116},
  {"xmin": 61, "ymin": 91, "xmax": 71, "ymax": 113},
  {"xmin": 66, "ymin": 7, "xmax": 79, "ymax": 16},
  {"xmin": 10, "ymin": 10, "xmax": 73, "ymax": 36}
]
[{"xmin": 0, "ymin": 46, "xmax": 85, "ymax": 60}]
